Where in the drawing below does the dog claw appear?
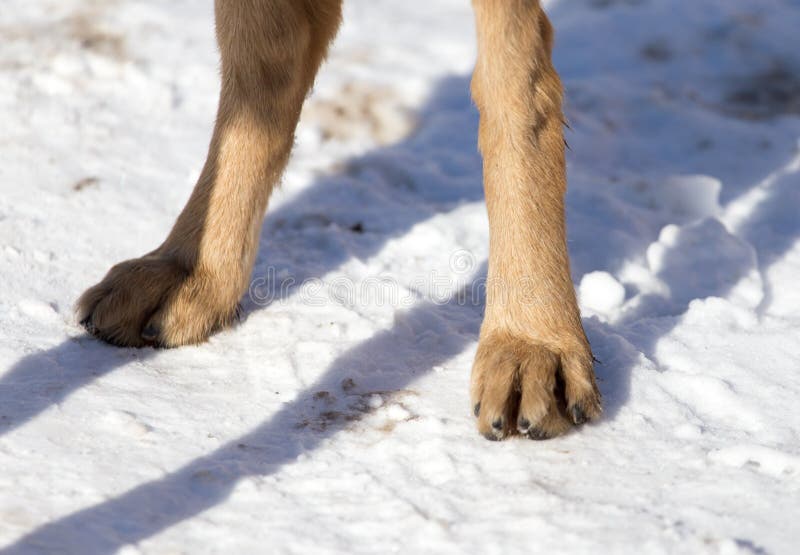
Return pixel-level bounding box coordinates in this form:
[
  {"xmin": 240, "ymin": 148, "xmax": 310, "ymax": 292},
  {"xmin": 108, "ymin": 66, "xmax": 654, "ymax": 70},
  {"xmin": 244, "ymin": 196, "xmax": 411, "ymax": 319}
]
[
  {"xmin": 527, "ymin": 427, "xmax": 550, "ymax": 441},
  {"xmin": 141, "ymin": 325, "xmax": 160, "ymax": 343},
  {"xmin": 571, "ymin": 405, "xmax": 588, "ymax": 425},
  {"xmin": 81, "ymin": 317, "xmax": 98, "ymax": 336},
  {"xmin": 491, "ymin": 417, "xmax": 503, "ymax": 431}
]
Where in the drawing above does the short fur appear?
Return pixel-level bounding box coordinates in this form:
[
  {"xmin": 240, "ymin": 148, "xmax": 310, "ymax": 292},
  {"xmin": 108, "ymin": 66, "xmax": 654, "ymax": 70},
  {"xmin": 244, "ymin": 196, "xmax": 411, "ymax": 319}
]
[{"xmin": 78, "ymin": 0, "xmax": 601, "ymax": 440}]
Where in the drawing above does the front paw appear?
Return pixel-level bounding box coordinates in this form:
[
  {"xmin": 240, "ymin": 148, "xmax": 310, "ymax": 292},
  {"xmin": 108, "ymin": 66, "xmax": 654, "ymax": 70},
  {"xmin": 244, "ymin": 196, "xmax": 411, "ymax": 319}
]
[
  {"xmin": 470, "ymin": 332, "xmax": 601, "ymax": 440},
  {"xmin": 77, "ymin": 255, "xmax": 240, "ymax": 348}
]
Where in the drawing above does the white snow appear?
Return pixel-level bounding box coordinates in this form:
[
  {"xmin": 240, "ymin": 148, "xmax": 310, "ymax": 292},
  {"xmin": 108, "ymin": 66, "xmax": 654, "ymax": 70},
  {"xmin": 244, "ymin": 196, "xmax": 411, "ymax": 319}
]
[
  {"xmin": 579, "ymin": 271, "xmax": 626, "ymax": 319},
  {"xmin": 2, "ymin": 0, "xmax": 800, "ymax": 553}
]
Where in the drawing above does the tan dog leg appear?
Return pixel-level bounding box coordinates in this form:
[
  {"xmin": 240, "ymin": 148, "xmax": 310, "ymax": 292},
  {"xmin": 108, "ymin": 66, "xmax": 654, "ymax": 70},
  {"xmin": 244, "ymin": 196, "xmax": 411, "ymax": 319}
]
[
  {"xmin": 78, "ymin": 1, "xmax": 343, "ymax": 347},
  {"xmin": 469, "ymin": 1, "xmax": 602, "ymax": 439}
]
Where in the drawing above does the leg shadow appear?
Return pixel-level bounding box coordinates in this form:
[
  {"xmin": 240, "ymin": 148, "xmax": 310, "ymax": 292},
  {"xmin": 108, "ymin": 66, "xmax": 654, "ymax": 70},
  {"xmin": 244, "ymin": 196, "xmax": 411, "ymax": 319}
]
[
  {"xmin": 547, "ymin": 0, "xmax": 800, "ymax": 419},
  {"xmin": 2, "ymin": 265, "xmax": 486, "ymax": 555},
  {"xmin": 0, "ymin": 75, "xmax": 480, "ymax": 439},
  {"xmin": 8, "ymin": 1, "xmax": 800, "ymax": 550}
]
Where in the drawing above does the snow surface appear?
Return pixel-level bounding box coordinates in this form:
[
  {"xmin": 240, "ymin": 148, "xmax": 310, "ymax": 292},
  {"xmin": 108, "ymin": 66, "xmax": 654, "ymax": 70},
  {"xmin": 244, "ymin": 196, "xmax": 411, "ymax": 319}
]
[{"xmin": 2, "ymin": 0, "xmax": 800, "ymax": 553}]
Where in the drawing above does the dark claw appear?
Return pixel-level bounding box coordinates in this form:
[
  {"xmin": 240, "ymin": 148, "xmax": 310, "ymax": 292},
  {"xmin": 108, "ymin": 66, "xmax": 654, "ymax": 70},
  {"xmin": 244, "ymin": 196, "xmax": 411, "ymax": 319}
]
[
  {"xmin": 81, "ymin": 317, "xmax": 98, "ymax": 336},
  {"xmin": 518, "ymin": 417, "xmax": 531, "ymax": 433},
  {"xmin": 491, "ymin": 418, "xmax": 503, "ymax": 431},
  {"xmin": 527, "ymin": 427, "xmax": 550, "ymax": 441},
  {"xmin": 141, "ymin": 325, "xmax": 160, "ymax": 343},
  {"xmin": 483, "ymin": 432, "xmax": 500, "ymax": 442},
  {"xmin": 473, "ymin": 403, "xmax": 481, "ymax": 417},
  {"xmin": 571, "ymin": 405, "xmax": 588, "ymax": 425}
]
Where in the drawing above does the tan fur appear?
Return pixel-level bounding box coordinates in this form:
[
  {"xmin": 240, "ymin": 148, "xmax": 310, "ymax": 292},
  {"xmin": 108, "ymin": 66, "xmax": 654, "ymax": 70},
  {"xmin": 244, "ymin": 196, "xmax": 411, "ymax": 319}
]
[
  {"xmin": 469, "ymin": 0, "xmax": 601, "ymax": 439},
  {"xmin": 77, "ymin": 0, "xmax": 601, "ymax": 439},
  {"xmin": 78, "ymin": 0, "xmax": 343, "ymax": 347}
]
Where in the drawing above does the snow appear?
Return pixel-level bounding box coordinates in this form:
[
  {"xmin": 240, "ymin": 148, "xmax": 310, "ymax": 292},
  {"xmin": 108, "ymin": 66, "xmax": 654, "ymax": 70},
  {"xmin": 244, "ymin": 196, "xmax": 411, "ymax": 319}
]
[
  {"xmin": 579, "ymin": 271, "xmax": 626, "ymax": 318},
  {"xmin": 1, "ymin": 0, "xmax": 799, "ymax": 553}
]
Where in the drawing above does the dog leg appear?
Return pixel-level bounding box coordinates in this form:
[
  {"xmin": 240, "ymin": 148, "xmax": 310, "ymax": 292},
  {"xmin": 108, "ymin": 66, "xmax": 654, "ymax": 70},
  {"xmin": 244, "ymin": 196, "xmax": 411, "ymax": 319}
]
[
  {"xmin": 469, "ymin": 0, "xmax": 601, "ymax": 439},
  {"xmin": 78, "ymin": 1, "xmax": 343, "ymax": 347}
]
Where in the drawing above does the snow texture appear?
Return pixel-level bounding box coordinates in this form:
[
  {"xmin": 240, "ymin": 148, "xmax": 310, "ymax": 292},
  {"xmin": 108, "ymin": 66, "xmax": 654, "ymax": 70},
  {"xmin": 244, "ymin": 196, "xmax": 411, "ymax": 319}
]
[{"xmin": 1, "ymin": 0, "xmax": 799, "ymax": 553}]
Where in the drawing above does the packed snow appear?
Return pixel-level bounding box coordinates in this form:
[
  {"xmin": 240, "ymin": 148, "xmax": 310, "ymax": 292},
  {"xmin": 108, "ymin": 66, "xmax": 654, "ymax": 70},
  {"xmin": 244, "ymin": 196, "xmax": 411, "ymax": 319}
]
[{"xmin": 1, "ymin": 0, "xmax": 799, "ymax": 553}]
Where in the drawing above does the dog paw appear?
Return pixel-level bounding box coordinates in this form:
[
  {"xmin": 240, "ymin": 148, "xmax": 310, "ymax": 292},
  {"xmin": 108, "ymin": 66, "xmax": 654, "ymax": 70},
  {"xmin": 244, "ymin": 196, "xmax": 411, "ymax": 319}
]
[
  {"xmin": 77, "ymin": 255, "xmax": 240, "ymax": 348},
  {"xmin": 470, "ymin": 332, "xmax": 601, "ymax": 440}
]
